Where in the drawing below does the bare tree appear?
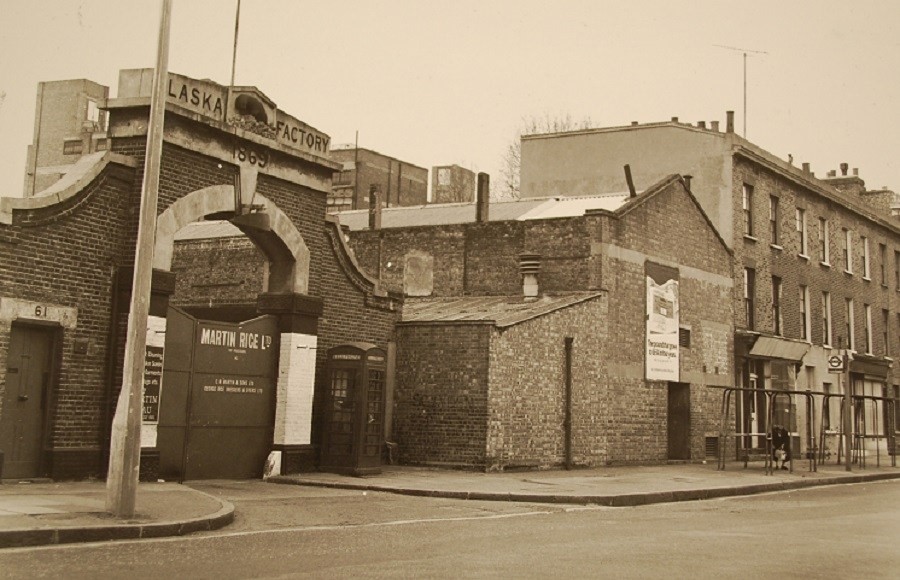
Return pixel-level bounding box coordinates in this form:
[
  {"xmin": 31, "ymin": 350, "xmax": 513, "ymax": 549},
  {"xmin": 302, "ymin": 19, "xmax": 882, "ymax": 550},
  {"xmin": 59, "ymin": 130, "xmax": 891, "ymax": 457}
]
[{"xmin": 497, "ymin": 113, "xmax": 594, "ymax": 200}]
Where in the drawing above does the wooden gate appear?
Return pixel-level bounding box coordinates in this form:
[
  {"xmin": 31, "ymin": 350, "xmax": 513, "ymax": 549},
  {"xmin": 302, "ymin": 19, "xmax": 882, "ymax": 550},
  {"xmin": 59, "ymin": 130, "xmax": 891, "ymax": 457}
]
[{"xmin": 157, "ymin": 307, "xmax": 279, "ymax": 480}]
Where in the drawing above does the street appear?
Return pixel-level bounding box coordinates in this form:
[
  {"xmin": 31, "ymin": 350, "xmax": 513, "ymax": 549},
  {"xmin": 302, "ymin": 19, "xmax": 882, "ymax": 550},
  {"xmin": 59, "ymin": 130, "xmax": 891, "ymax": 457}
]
[{"xmin": 0, "ymin": 479, "xmax": 897, "ymax": 579}]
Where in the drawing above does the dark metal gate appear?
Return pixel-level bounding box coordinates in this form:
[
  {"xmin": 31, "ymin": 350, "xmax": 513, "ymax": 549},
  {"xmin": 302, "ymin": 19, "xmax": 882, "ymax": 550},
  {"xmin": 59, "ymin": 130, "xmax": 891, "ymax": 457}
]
[{"xmin": 157, "ymin": 307, "xmax": 279, "ymax": 480}]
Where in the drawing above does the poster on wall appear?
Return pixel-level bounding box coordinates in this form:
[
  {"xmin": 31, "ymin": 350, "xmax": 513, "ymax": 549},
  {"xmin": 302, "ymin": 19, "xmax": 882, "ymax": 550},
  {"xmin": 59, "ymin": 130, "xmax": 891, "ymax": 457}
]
[{"xmin": 646, "ymin": 262, "xmax": 680, "ymax": 381}]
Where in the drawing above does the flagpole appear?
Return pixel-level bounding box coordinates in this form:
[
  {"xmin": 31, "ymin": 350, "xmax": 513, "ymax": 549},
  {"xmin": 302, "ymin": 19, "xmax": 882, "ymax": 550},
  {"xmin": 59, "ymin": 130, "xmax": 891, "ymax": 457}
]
[
  {"xmin": 230, "ymin": 0, "xmax": 241, "ymax": 88},
  {"xmin": 106, "ymin": 0, "xmax": 173, "ymax": 518}
]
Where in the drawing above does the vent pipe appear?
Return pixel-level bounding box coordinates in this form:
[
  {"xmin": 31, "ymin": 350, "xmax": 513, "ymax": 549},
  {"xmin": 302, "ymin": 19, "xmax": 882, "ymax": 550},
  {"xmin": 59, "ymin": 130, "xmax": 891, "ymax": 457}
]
[
  {"xmin": 519, "ymin": 254, "xmax": 541, "ymax": 299},
  {"xmin": 476, "ymin": 172, "xmax": 490, "ymax": 223},
  {"xmin": 726, "ymin": 111, "xmax": 735, "ymax": 133},
  {"xmin": 624, "ymin": 164, "xmax": 637, "ymax": 198},
  {"xmin": 683, "ymin": 175, "xmax": 693, "ymax": 191}
]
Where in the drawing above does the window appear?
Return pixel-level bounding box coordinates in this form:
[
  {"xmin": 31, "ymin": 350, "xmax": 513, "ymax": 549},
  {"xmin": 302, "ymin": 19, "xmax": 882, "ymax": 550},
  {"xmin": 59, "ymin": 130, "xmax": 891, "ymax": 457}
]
[
  {"xmin": 880, "ymin": 243, "xmax": 888, "ymax": 285},
  {"xmin": 796, "ymin": 207, "xmax": 807, "ymax": 256},
  {"xmin": 87, "ymin": 99, "xmax": 101, "ymax": 123},
  {"xmin": 846, "ymin": 298, "xmax": 855, "ymax": 351},
  {"xmin": 883, "ymin": 309, "xmax": 890, "ymax": 355},
  {"xmin": 742, "ymin": 184, "xmax": 754, "ymax": 237},
  {"xmin": 818, "ymin": 217, "xmax": 830, "ymax": 263},
  {"xmin": 800, "ymin": 285, "xmax": 810, "ymax": 341},
  {"xmin": 861, "ymin": 236, "xmax": 870, "ymax": 279},
  {"xmin": 843, "ymin": 228, "xmax": 853, "ymax": 273},
  {"xmin": 822, "ymin": 291, "xmax": 832, "ymax": 346},
  {"xmin": 63, "ymin": 139, "xmax": 83, "ymax": 155},
  {"xmin": 864, "ymin": 304, "xmax": 873, "ymax": 354},
  {"xmin": 895, "ymin": 250, "xmax": 900, "ymax": 290},
  {"xmin": 744, "ymin": 267, "xmax": 756, "ymax": 330},
  {"xmin": 772, "ymin": 276, "xmax": 783, "ymax": 335},
  {"xmin": 769, "ymin": 196, "xmax": 780, "ymax": 245}
]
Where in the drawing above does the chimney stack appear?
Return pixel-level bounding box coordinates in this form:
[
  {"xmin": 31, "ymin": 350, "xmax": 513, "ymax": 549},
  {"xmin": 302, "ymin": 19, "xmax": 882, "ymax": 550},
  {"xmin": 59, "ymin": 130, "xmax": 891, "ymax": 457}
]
[
  {"xmin": 519, "ymin": 254, "xmax": 541, "ymax": 300},
  {"xmin": 827, "ymin": 170, "xmax": 837, "ymax": 177},
  {"xmin": 698, "ymin": 121, "xmax": 706, "ymax": 129},
  {"xmin": 726, "ymin": 111, "xmax": 735, "ymax": 133},
  {"xmin": 368, "ymin": 184, "xmax": 382, "ymax": 230},
  {"xmin": 671, "ymin": 116, "xmax": 679, "ymax": 123},
  {"xmin": 631, "ymin": 121, "xmax": 639, "ymax": 126},
  {"xmin": 476, "ymin": 172, "xmax": 490, "ymax": 223},
  {"xmin": 802, "ymin": 162, "xmax": 811, "ymax": 173},
  {"xmin": 840, "ymin": 163, "xmax": 849, "ymax": 176},
  {"xmin": 711, "ymin": 120, "xmax": 719, "ymax": 132}
]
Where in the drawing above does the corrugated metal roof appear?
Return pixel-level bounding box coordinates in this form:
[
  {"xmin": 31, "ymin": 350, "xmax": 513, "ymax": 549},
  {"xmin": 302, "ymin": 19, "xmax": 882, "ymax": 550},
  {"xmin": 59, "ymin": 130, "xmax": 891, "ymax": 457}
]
[
  {"xmin": 401, "ymin": 292, "xmax": 604, "ymax": 328},
  {"xmin": 336, "ymin": 193, "xmax": 633, "ymax": 231},
  {"xmin": 174, "ymin": 220, "xmax": 243, "ymax": 241}
]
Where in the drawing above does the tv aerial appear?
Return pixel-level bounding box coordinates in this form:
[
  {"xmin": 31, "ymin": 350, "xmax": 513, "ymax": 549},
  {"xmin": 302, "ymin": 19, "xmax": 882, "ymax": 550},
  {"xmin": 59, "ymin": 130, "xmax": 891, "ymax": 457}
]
[{"xmin": 714, "ymin": 44, "xmax": 769, "ymax": 138}]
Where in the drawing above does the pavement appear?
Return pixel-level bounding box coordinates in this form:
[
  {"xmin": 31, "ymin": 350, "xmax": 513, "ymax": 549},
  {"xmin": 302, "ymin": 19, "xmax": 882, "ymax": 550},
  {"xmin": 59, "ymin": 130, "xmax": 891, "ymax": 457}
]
[{"xmin": 1, "ymin": 459, "xmax": 897, "ymax": 550}]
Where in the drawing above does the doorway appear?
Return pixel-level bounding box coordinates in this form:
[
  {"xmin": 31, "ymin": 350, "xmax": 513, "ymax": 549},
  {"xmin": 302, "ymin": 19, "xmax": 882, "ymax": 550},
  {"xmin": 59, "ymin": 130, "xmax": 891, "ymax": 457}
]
[
  {"xmin": 1, "ymin": 324, "xmax": 55, "ymax": 479},
  {"xmin": 667, "ymin": 382, "xmax": 691, "ymax": 460}
]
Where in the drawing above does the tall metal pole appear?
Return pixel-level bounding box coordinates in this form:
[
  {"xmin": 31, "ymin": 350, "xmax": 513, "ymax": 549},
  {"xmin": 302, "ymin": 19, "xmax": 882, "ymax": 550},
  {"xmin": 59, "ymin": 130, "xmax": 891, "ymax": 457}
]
[
  {"xmin": 230, "ymin": 0, "xmax": 241, "ymax": 88},
  {"xmin": 843, "ymin": 351, "xmax": 853, "ymax": 471},
  {"xmin": 743, "ymin": 52, "xmax": 747, "ymax": 137},
  {"xmin": 106, "ymin": 0, "xmax": 173, "ymax": 518}
]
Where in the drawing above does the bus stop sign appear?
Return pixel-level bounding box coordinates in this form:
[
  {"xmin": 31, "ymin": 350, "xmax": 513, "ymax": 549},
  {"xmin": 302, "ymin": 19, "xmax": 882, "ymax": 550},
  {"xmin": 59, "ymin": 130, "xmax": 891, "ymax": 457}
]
[{"xmin": 827, "ymin": 354, "xmax": 845, "ymax": 373}]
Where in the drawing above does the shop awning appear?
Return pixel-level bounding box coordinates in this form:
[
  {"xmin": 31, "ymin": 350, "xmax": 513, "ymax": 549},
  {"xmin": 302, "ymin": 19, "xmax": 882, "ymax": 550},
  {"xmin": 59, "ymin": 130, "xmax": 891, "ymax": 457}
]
[{"xmin": 748, "ymin": 335, "xmax": 810, "ymax": 361}]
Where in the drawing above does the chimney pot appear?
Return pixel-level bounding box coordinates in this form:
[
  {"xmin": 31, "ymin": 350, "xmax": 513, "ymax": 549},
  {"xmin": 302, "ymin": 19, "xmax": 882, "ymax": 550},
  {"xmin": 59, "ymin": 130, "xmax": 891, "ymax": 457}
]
[
  {"xmin": 726, "ymin": 111, "xmax": 735, "ymax": 133},
  {"xmin": 802, "ymin": 162, "xmax": 810, "ymax": 173},
  {"xmin": 368, "ymin": 184, "xmax": 382, "ymax": 230},
  {"xmin": 631, "ymin": 121, "xmax": 638, "ymax": 126},
  {"xmin": 671, "ymin": 116, "xmax": 679, "ymax": 123},
  {"xmin": 711, "ymin": 121, "xmax": 720, "ymax": 132},
  {"xmin": 827, "ymin": 170, "xmax": 836, "ymax": 177},
  {"xmin": 698, "ymin": 121, "xmax": 706, "ymax": 129},
  {"xmin": 683, "ymin": 175, "xmax": 693, "ymax": 190},
  {"xmin": 853, "ymin": 168, "xmax": 859, "ymax": 176},
  {"xmin": 840, "ymin": 163, "xmax": 849, "ymax": 176}
]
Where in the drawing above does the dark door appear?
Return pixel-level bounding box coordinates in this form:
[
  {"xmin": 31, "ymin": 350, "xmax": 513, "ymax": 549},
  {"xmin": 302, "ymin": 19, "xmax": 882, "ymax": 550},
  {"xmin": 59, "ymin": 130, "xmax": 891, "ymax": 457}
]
[
  {"xmin": 667, "ymin": 382, "xmax": 691, "ymax": 460},
  {"xmin": 1, "ymin": 325, "xmax": 53, "ymax": 479}
]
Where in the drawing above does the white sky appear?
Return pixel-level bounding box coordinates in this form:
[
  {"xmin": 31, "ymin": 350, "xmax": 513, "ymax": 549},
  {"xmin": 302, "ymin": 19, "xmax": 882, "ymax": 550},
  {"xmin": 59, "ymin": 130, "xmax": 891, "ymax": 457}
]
[{"xmin": 1, "ymin": 0, "xmax": 899, "ymax": 197}]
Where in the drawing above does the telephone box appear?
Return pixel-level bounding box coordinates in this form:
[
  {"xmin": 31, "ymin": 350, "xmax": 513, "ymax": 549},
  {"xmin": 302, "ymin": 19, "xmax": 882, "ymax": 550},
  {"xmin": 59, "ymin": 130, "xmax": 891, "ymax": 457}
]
[{"xmin": 320, "ymin": 343, "xmax": 386, "ymax": 475}]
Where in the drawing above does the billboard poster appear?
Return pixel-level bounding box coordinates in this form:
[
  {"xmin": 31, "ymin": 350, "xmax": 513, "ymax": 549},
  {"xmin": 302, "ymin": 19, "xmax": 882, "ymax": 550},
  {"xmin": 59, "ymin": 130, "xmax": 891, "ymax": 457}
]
[{"xmin": 646, "ymin": 262, "xmax": 680, "ymax": 381}]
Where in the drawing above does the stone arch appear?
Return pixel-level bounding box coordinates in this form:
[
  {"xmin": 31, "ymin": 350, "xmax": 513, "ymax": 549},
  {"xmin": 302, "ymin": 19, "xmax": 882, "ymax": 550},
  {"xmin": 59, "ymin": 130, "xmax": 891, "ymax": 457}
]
[{"xmin": 154, "ymin": 184, "xmax": 310, "ymax": 294}]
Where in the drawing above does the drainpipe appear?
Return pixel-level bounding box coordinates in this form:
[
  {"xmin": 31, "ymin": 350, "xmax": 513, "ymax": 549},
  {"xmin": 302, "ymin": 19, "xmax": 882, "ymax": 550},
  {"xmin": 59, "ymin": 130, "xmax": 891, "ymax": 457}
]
[
  {"xmin": 102, "ymin": 266, "xmax": 123, "ymax": 469},
  {"xmin": 564, "ymin": 336, "xmax": 574, "ymax": 470}
]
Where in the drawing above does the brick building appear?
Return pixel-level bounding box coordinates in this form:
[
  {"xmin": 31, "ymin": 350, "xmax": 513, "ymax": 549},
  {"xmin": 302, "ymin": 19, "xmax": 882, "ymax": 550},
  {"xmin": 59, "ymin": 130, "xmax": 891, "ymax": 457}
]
[
  {"xmin": 431, "ymin": 164, "xmax": 476, "ymax": 204},
  {"xmin": 22, "ymin": 79, "xmax": 110, "ymax": 197},
  {"xmin": 520, "ymin": 114, "xmax": 900, "ymax": 461},
  {"xmin": 0, "ymin": 69, "xmax": 400, "ymax": 480},
  {"xmin": 341, "ymin": 175, "xmax": 733, "ymax": 468},
  {"xmin": 328, "ymin": 145, "xmax": 427, "ymax": 212}
]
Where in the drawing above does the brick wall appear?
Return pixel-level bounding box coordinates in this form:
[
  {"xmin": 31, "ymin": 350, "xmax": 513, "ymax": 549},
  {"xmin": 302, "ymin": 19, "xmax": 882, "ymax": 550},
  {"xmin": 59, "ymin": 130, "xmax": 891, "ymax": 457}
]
[
  {"xmin": 488, "ymin": 296, "xmax": 608, "ymax": 468},
  {"xmin": 393, "ymin": 323, "xmax": 491, "ymax": 467},
  {"xmin": 348, "ymin": 218, "xmax": 596, "ymax": 297},
  {"xmin": 0, "ymin": 160, "xmax": 135, "ymax": 479}
]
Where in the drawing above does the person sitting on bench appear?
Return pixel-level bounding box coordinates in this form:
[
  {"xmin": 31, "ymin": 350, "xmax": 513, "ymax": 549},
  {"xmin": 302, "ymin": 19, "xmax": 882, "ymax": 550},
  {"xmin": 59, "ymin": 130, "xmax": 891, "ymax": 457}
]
[{"xmin": 772, "ymin": 425, "xmax": 791, "ymax": 470}]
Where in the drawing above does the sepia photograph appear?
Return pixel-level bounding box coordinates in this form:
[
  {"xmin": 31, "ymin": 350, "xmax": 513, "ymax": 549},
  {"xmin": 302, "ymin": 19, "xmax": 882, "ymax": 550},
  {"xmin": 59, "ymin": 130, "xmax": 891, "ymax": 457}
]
[{"xmin": 0, "ymin": 1, "xmax": 898, "ymax": 577}]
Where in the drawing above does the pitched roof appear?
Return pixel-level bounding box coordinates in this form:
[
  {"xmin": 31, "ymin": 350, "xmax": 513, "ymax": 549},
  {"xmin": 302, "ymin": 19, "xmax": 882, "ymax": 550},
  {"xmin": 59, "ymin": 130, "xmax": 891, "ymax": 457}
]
[
  {"xmin": 400, "ymin": 292, "xmax": 604, "ymax": 328},
  {"xmin": 336, "ymin": 192, "xmax": 633, "ymax": 231}
]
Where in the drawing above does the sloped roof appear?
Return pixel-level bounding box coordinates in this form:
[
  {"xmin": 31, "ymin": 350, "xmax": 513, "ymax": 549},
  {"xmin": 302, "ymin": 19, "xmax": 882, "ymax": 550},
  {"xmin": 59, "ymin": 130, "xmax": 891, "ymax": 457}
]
[
  {"xmin": 336, "ymin": 192, "xmax": 633, "ymax": 231},
  {"xmin": 401, "ymin": 292, "xmax": 604, "ymax": 328}
]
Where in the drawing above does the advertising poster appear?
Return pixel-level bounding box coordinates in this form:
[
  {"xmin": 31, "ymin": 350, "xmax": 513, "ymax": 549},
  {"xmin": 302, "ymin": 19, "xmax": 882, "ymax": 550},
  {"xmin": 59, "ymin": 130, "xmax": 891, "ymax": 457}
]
[{"xmin": 646, "ymin": 262, "xmax": 680, "ymax": 381}]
